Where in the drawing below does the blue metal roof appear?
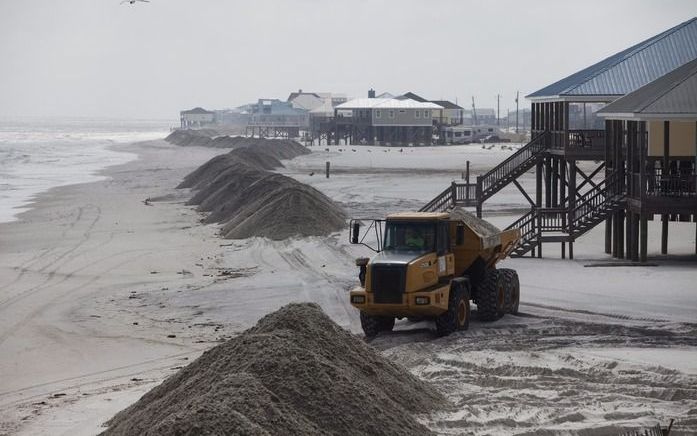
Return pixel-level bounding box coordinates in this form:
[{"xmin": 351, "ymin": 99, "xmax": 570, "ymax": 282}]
[
  {"xmin": 527, "ymin": 17, "xmax": 697, "ymax": 99},
  {"xmin": 598, "ymin": 57, "xmax": 697, "ymax": 117}
]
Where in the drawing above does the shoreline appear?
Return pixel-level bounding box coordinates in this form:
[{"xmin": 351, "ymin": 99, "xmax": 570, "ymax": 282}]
[{"xmin": 0, "ymin": 138, "xmax": 229, "ymax": 435}]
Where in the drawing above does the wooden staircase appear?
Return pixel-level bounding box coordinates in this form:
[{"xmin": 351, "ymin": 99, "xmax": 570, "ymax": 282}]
[
  {"xmin": 419, "ymin": 131, "xmax": 549, "ymax": 213},
  {"xmin": 506, "ymin": 172, "xmax": 625, "ymax": 257},
  {"xmin": 419, "ymin": 131, "xmax": 624, "ymax": 258},
  {"xmin": 477, "ymin": 131, "xmax": 549, "ymax": 204}
]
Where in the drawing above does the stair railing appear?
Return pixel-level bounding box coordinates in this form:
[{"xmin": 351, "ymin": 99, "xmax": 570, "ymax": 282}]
[{"xmin": 478, "ymin": 131, "xmax": 549, "ymax": 201}]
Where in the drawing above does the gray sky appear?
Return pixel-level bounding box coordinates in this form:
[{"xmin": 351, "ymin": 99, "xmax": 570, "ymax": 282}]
[{"xmin": 1, "ymin": 0, "xmax": 696, "ymax": 120}]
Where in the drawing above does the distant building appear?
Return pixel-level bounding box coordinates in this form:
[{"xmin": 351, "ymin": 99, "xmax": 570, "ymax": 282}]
[
  {"xmin": 246, "ymin": 99, "xmax": 309, "ymax": 138},
  {"xmin": 503, "ymin": 108, "xmax": 532, "ymax": 131},
  {"xmin": 431, "ymin": 100, "xmax": 464, "ymax": 126},
  {"xmin": 180, "ymin": 107, "xmax": 215, "ymax": 129},
  {"xmin": 396, "ymin": 92, "xmax": 429, "ymax": 103},
  {"xmin": 213, "ymin": 108, "xmax": 249, "ymax": 126},
  {"xmin": 474, "ymin": 108, "xmax": 497, "ymax": 125},
  {"xmin": 288, "ymin": 90, "xmax": 348, "ymax": 111},
  {"xmin": 333, "ymin": 98, "xmax": 443, "ymax": 145}
]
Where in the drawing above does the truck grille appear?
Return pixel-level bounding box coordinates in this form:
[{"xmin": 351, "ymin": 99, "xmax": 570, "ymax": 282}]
[{"xmin": 371, "ymin": 265, "xmax": 406, "ymax": 304}]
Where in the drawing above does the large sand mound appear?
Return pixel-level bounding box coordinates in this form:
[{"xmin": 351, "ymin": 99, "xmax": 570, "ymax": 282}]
[
  {"xmin": 173, "ymin": 134, "xmax": 345, "ymax": 240},
  {"xmin": 166, "ymin": 130, "xmax": 309, "ymax": 154},
  {"xmin": 102, "ymin": 303, "xmax": 444, "ymax": 436}
]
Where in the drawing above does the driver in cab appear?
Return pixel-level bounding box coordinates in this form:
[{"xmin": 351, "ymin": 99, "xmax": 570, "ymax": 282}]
[{"xmin": 404, "ymin": 228, "xmax": 425, "ymax": 251}]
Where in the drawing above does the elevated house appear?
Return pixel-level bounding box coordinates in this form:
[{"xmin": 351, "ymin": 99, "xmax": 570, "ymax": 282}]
[
  {"xmin": 245, "ymin": 99, "xmax": 309, "ymax": 138},
  {"xmin": 333, "ymin": 98, "xmax": 442, "ymax": 145},
  {"xmin": 419, "ymin": 17, "xmax": 697, "ymax": 260},
  {"xmin": 598, "ymin": 57, "xmax": 697, "ymax": 261},
  {"xmin": 432, "ymin": 100, "xmax": 465, "ymax": 126},
  {"xmin": 180, "ymin": 107, "xmax": 215, "ymax": 129}
]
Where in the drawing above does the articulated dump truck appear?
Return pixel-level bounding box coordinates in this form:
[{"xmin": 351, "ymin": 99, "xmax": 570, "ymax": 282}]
[{"xmin": 349, "ymin": 208, "xmax": 521, "ymax": 337}]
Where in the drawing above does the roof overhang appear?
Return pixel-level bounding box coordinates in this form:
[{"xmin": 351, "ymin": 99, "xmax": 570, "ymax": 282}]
[
  {"xmin": 597, "ymin": 112, "xmax": 697, "ymax": 121},
  {"xmin": 526, "ymin": 95, "xmax": 621, "ymax": 103}
]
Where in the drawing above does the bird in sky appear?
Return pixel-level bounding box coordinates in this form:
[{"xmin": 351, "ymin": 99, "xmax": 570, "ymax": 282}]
[{"xmin": 121, "ymin": 0, "xmax": 150, "ymax": 4}]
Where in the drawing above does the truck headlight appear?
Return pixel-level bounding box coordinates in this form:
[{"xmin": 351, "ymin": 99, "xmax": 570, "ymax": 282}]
[
  {"xmin": 351, "ymin": 295, "xmax": 366, "ymax": 304},
  {"xmin": 415, "ymin": 296, "xmax": 430, "ymax": 305}
]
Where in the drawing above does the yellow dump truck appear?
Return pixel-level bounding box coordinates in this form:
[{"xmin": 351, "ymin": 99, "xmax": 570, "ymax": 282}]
[{"xmin": 349, "ymin": 208, "xmax": 521, "ymax": 337}]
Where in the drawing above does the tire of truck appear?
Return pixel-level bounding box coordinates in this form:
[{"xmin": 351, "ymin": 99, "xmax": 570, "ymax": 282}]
[
  {"xmin": 435, "ymin": 282, "xmax": 470, "ymax": 337},
  {"xmin": 360, "ymin": 312, "xmax": 394, "ymax": 338},
  {"xmin": 500, "ymin": 268, "xmax": 520, "ymax": 315},
  {"xmin": 476, "ymin": 269, "xmax": 505, "ymax": 321}
]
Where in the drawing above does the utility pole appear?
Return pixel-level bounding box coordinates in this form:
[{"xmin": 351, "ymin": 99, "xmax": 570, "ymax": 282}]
[
  {"xmin": 506, "ymin": 107, "xmax": 510, "ymax": 130},
  {"xmin": 471, "ymin": 96, "xmax": 478, "ymax": 126},
  {"xmin": 496, "ymin": 94, "xmax": 500, "ymax": 126},
  {"xmin": 515, "ymin": 91, "xmax": 520, "ymax": 134}
]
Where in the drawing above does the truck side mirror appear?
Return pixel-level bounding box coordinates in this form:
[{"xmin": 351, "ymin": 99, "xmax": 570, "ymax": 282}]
[{"xmin": 351, "ymin": 222, "xmax": 361, "ymax": 244}]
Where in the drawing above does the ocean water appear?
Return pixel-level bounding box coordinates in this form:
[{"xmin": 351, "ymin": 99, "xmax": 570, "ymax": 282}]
[{"xmin": 0, "ymin": 117, "xmax": 173, "ymax": 224}]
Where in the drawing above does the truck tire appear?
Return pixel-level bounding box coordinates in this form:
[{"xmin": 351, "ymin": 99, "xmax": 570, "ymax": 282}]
[
  {"xmin": 360, "ymin": 312, "xmax": 394, "ymax": 338},
  {"xmin": 435, "ymin": 283, "xmax": 470, "ymax": 336},
  {"xmin": 500, "ymin": 268, "xmax": 520, "ymax": 315},
  {"xmin": 477, "ymin": 269, "xmax": 505, "ymax": 321}
]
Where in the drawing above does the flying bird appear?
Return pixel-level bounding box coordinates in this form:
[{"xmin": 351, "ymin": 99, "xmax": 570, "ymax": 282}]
[{"xmin": 121, "ymin": 0, "xmax": 150, "ymax": 4}]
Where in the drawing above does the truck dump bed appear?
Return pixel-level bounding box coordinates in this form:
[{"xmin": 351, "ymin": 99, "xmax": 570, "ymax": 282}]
[{"xmin": 448, "ymin": 208, "xmax": 520, "ymax": 271}]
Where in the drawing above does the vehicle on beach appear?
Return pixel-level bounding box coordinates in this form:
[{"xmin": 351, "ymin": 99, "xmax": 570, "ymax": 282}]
[{"xmin": 349, "ymin": 209, "xmax": 521, "ymax": 337}]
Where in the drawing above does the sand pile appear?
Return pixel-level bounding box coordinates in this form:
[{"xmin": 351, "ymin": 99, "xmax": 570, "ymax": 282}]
[
  {"xmin": 166, "ymin": 130, "xmax": 309, "ymax": 153},
  {"xmin": 176, "ymin": 135, "xmax": 344, "ymax": 240},
  {"xmin": 449, "ymin": 207, "xmax": 501, "ymax": 236},
  {"xmin": 102, "ymin": 303, "xmax": 444, "ymax": 436},
  {"xmin": 216, "ymin": 175, "xmax": 347, "ymax": 239}
]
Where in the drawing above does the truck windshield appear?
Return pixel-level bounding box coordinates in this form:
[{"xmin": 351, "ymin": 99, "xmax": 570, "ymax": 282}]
[{"xmin": 383, "ymin": 221, "xmax": 436, "ymax": 252}]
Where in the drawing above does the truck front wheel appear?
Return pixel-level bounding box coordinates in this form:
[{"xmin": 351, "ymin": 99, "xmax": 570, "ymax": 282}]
[
  {"xmin": 435, "ymin": 283, "xmax": 470, "ymax": 337},
  {"xmin": 360, "ymin": 312, "xmax": 394, "ymax": 338}
]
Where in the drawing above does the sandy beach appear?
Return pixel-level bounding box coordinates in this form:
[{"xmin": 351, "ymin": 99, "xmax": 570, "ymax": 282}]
[
  {"xmin": 0, "ymin": 140, "xmax": 228, "ymax": 434},
  {"xmin": 1, "ymin": 139, "xmax": 697, "ymax": 435}
]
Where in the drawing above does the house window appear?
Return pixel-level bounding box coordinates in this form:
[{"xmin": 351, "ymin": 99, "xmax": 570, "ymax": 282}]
[
  {"xmin": 424, "ymin": 110, "xmax": 430, "ymax": 117},
  {"xmin": 415, "ymin": 110, "xmax": 420, "ymax": 118},
  {"xmin": 375, "ymin": 110, "xmax": 381, "ymax": 118},
  {"xmin": 388, "ymin": 110, "xmax": 395, "ymax": 119},
  {"xmin": 399, "ymin": 109, "xmax": 406, "ymax": 114}
]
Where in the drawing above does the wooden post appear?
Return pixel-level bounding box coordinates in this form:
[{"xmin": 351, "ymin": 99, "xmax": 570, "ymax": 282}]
[
  {"xmin": 537, "ymin": 208, "xmax": 542, "ymax": 258},
  {"xmin": 626, "ymin": 212, "xmax": 633, "ymax": 259},
  {"xmin": 661, "ymin": 214, "xmax": 668, "ymax": 255},
  {"xmin": 633, "ymin": 212, "xmax": 640, "ymax": 262},
  {"xmin": 640, "ymin": 214, "xmax": 648, "ymax": 263},
  {"xmin": 552, "ymin": 158, "xmax": 559, "ymax": 208},
  {"xmin": 325, "ymin": 161, "xmax": 330, "ymax": 178},
  {"xmin": 535, "ymin": 160, "xmax": 543, "ymax": 256},
  {"xmin": 466, "ymin": 161, "xmax": 470, "ymax": 186},
  {"xmin": 619, "ymin": 209, "xmax": 625, "ymax": 259},
  {"xmin": 605, "ymin": 217, "xmax": 612, "ymax": 254},
  {"xmin": 475, "ymin": 176, "xmax": 483, "ymax": 218},
  {"xmin": 545, "ymin": 157, "xmax": 552, "ymax": 207}
]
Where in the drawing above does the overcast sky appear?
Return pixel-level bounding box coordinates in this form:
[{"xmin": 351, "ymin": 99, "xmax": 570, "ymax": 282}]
[{"xmin": 1, "ymin": 0, "xmax": 696, "ymax": 120}]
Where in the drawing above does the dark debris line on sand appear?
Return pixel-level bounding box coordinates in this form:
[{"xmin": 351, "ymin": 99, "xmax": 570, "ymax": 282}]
[
  {"xmin": 170, "ymin": 131, "xmax": 346, "ymax": 240},
  {"xmin": 101, "ymin": 303, "xmax": 446, "ymax": 436}
]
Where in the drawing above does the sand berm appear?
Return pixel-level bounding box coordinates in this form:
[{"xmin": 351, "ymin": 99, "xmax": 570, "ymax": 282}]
[
  {"xmin": 101, "ymin": 303, "xmax": 446, "ymax": 435},
  {"xmin": 169, "ymin": 131, "xmax": 347, "ymax": 240}
]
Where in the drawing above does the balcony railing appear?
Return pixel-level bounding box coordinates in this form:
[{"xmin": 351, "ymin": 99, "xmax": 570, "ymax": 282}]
[
  {"xmin": 568, "ymin": 129, "xmax": 605, "ymax": 150},
  {"xmin": 629, "ymin": 170, "xmax": 697, "ymax": 198},
  {"xmin": 646, "ymin": 172, "xmax": 697, "ymax": 197},
  {"xmin": 533, "ymin": 129, "xmax": 605, "ymax": 154}
]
